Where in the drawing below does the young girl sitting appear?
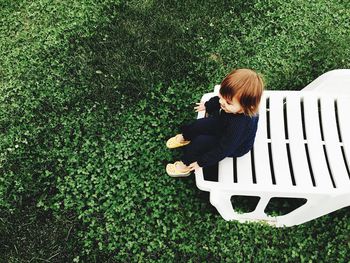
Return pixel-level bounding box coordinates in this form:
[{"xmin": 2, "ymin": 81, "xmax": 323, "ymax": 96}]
[{"xmin": 166, "ymin": 68, "xmax": 264, "ymax": 177}]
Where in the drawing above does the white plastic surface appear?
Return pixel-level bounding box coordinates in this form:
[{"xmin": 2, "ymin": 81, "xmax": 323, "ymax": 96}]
[
  {"xmin": 194, "ymin": 70, "xmax": 350, "ymax": 227},
  {"xmin": 302, "ymin": 69, "xmax": 350, "ymax": 94}
]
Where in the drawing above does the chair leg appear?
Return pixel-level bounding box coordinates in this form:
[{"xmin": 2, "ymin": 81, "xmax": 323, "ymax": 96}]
[
  {"xmin": 210, "ymin": 192, "xmax": 276, "ymax": 224},
  {"xmin": 210, "ymin": 191, "xmax": 350, "ymax": 227},
  {"xmin": 210, "ymin": 191, "xmax": 237, "ymax": 220},
  {"xmin": 253, "ymin": 196, "xmax": 271, "ymax": 214},
  {"xmin": 275, "ymin": 193, "xmax": 350, "ymax": 227}
]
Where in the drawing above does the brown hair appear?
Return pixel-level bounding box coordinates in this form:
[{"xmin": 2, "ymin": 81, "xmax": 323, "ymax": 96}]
[{"xmin": 220, "ymin": 68, "xmax": 264, "ymax": 116}]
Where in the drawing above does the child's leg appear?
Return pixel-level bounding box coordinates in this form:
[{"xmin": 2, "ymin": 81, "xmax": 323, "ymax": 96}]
[
  {"xmin": 181, "ymin": 134, "xmax": 220, "ymax": 166},
  {"xmin": 179, "ymin": 116, "xmax": 221, "ymax": 141}
]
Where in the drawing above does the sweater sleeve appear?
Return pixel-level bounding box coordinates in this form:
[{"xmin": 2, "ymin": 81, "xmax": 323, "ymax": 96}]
[
  {"xmin": 204, "ymin": 96, "xmax": 220, "ymax": 115},
  {"xmin": 196, "ymin": 116, "xmax": 247, "ymax": 167}
]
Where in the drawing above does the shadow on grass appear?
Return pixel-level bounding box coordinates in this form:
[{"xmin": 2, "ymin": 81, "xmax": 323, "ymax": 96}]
[
  {"xmin": 64, "ymin": 1, "xmax": 202, "ymax": 111},
  {"xmin": 0, "ymin": 208, "xmax": 76, "ymax": 262}
]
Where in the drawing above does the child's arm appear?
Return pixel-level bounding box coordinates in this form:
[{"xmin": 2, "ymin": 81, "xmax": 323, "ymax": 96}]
[{"xmin": 203, "ymin": 96, "xmax": 220, "ymax": 115}]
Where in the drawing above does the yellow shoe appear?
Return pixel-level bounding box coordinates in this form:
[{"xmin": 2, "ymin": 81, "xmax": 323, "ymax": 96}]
[
  {"xmin": 166, "ymin": 161, "xmax": 191, "ymax": 177},
  {"xmin": 166, "ymin": 134, "xmax": 190, "ymax": 149}
]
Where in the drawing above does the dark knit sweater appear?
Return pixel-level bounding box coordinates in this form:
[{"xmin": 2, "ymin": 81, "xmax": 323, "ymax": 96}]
[{"xmin": 197, "ymin": 96, "xmax": 259, "ymax": 167}]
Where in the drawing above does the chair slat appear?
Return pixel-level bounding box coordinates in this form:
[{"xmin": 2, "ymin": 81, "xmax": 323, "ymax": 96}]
[
  {"xmin": 253, "ymin": 95, "xmax": 274, "ymax": 185},
  {"xmin": 320, "ymin": 97, "xmax": 350, "ymax": 188},
  {"xmin": 236, "ymin": 152, "xmax": 253, "ymax": 185},
  {"xmin": 218, "ymin": 157, "xmax": 234, "ymax": 184},
  {"xmin": 334, "ymin": 98, "xmax": 350, "ymax": 182},
  {"xmin": 303, "ymin": 95, "xmax": 333, "ymax": 188},
  {"xmin": 286, "ymin": 95, "xmax": 314, "ymax": 187},
  {"xmin": 270, "ymin": 93, "xmax": 293, "ymax": 186}
]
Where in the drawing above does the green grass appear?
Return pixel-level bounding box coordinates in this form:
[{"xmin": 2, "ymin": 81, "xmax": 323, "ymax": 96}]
[{"xmin": 1, "ymin": 0, "xmax": 350, "ymax": 261}]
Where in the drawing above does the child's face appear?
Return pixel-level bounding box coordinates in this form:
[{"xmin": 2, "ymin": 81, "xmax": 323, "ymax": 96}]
[{"xmin": 218, "ymin": 93, "xmax": 243, "ymax": 114}]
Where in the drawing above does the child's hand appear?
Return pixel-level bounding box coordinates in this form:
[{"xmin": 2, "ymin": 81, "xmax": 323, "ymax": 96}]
[
  {"xmin": 194, "ymin": 102, "xmax": 205, "ymax": 112},
  {"xmin": 188, "ymin": 162, "xmax": 200, "ymax": 171}
]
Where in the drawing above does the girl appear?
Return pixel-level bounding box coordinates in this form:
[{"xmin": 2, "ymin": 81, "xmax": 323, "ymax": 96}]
[{"xmin": 166, "ymin": 68, "xmax": 264, "ymax": 177}]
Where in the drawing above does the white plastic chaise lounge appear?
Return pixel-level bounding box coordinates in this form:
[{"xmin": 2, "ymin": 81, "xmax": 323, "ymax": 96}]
[{"xmin": 195, "ymin": 69, "xmax": 350, "ymax": 227}]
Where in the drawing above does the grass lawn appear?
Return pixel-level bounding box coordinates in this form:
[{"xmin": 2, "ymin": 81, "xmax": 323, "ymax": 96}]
[{"xmin": 1, "ymin": 0, "xmax": 350, "ymax": 261}]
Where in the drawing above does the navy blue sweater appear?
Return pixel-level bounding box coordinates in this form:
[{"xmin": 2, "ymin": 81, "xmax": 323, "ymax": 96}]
[{"xmin": 197, "ymin": 96, "xmax": 259, "ymax": 167}]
